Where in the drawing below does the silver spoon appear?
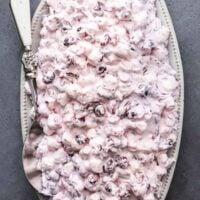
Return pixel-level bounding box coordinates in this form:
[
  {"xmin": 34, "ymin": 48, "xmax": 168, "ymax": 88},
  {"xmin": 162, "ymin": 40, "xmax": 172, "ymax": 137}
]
[{"xmin": 10, "ymin": 0, "xmax": 46, "ymax": 195}]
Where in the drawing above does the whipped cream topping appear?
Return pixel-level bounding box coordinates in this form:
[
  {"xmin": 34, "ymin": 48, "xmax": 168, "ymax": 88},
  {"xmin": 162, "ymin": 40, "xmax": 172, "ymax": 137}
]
[{"xmin": 35, "ymin": 0, "xmax": 179, "ymax": 199}]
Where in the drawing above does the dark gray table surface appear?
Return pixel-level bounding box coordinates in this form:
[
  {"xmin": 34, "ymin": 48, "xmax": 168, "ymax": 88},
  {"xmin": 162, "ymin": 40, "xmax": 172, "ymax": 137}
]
[{"xmin": 0, "ymin": 0, "xmax": 199, "ymax": 200}]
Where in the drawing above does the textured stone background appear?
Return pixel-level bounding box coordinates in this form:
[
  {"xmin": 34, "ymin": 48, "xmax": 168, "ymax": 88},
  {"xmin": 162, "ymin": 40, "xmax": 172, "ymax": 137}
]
[{"xmin": 0, "ymin": 0, "xmax": 199, "ymax": 199}]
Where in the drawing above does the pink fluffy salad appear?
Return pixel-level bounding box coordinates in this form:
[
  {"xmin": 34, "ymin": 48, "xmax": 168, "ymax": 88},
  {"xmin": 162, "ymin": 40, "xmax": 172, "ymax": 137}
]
[{"xmin": 33, "ymin": 0, "xmax": 179, "ymax": 199}]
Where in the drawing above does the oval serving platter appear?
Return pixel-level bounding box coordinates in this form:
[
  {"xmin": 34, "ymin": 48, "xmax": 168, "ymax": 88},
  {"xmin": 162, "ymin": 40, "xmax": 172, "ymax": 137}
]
[{"xmin": 20, "ymin": 0, "xmax": 184, "ymax": 199}]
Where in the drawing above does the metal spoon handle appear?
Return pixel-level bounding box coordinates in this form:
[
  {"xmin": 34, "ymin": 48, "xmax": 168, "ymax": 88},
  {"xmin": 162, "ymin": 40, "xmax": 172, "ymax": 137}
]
[
  {"xmin": 10, "ymin": 0, "xmax": 32, "ymax": 51},
  {"xmin": 10, "ymin": 0, "xmax": 37, "ymax": 112}
]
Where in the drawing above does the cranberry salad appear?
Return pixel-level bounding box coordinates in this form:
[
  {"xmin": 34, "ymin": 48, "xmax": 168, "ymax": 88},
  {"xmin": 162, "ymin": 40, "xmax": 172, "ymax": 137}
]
[{"xmin": 34, "ymin": 0, "xmax": 179, "ymax": 199}]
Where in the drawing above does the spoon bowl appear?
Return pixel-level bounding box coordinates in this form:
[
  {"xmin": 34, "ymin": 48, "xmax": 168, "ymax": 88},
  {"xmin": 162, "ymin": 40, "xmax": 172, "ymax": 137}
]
[{"xmin": 22, "ymin": 121, "xmax": 44, "ymax": 193}]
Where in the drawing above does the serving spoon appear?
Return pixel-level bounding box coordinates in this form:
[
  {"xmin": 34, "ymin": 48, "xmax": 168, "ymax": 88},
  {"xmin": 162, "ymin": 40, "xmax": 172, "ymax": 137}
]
[{"xmin": 10, "ymin": 0, "xmax": 45, "ymax": 195}]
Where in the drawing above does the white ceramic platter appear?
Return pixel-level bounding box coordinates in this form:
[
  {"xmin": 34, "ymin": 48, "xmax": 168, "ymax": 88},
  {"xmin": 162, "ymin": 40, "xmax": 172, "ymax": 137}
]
[{"xmin": 20, "ymin": 0, "xmax": 184, "ymax": 199}]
